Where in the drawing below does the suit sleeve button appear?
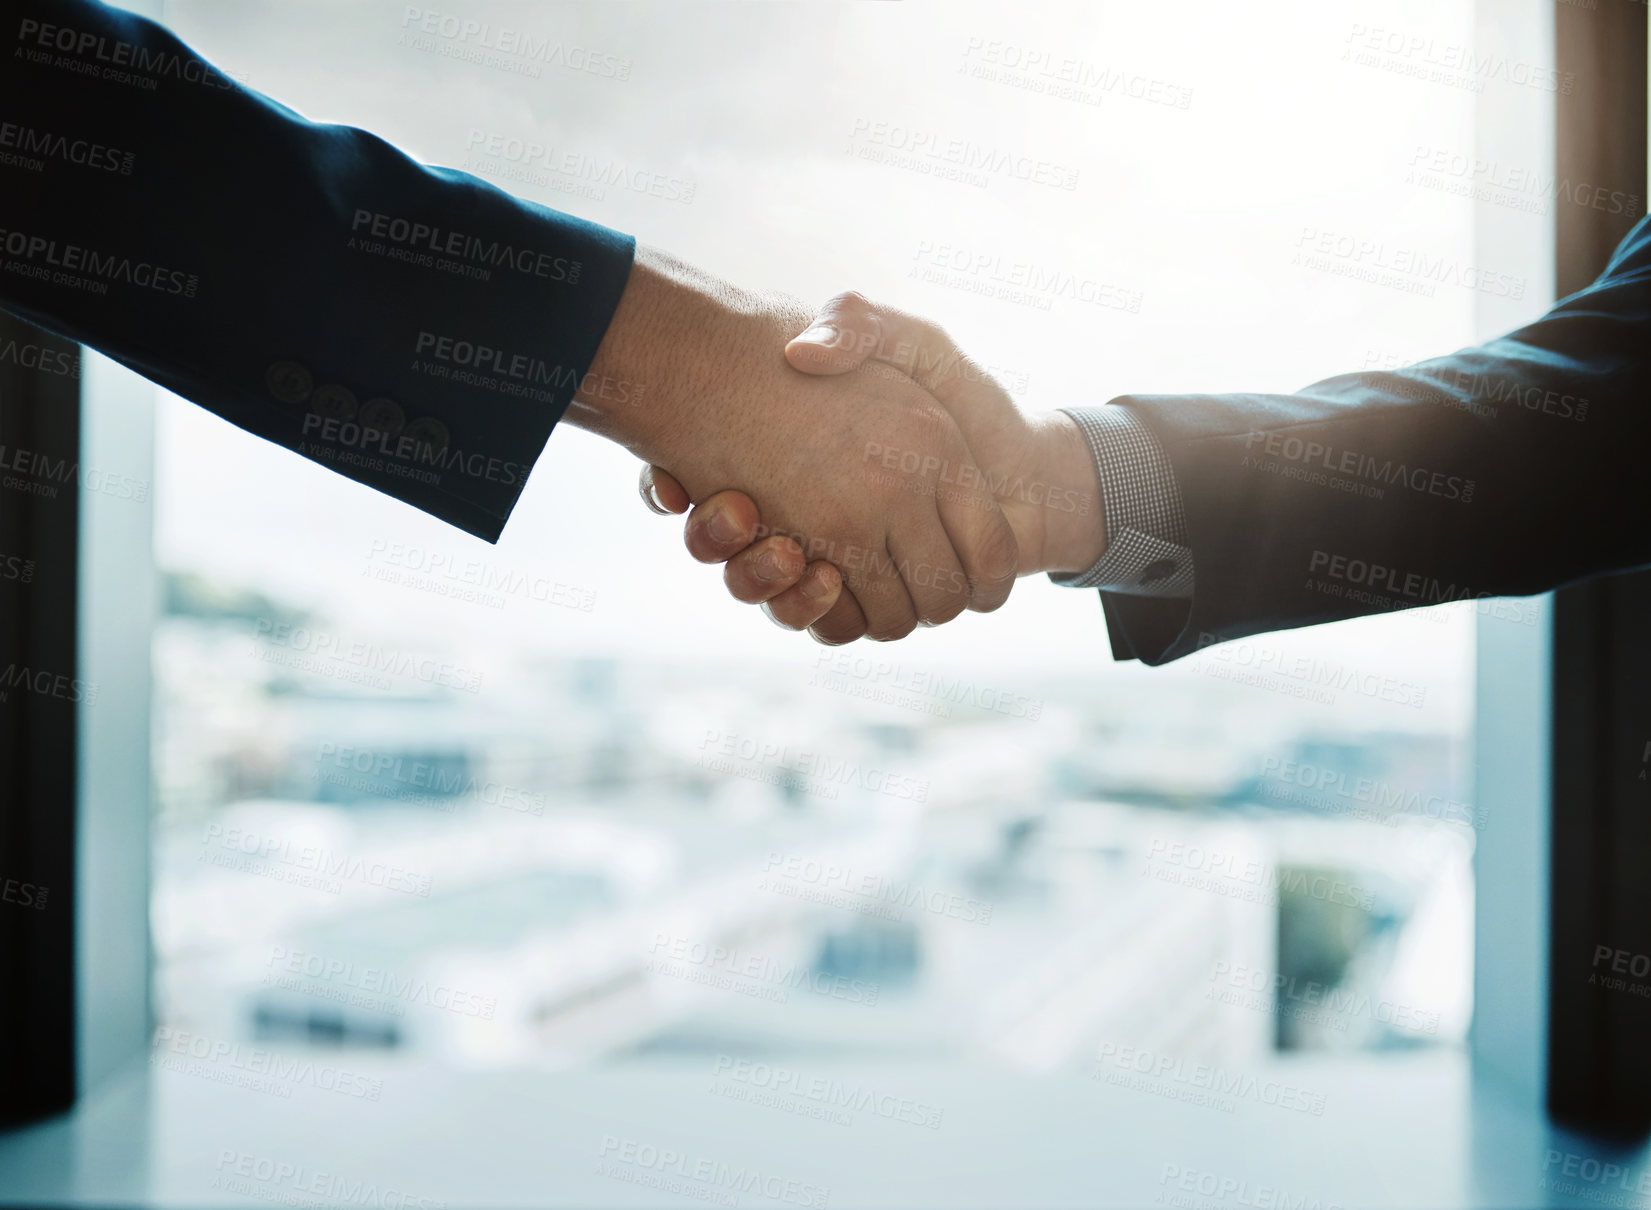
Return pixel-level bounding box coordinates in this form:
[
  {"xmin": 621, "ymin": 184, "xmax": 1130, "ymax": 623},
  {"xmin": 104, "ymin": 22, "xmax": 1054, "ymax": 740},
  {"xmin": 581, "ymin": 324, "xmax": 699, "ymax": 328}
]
[
  {"xmin": 265, "ymin": 361, "xmax": 313, "ymax": 404},
  {"xmin": 310, "ymin": 384, "xmax": 358, "ymax": 422},
  {"xmin": 360, "ymin": 398, "xmax": 406, "ymax": 441},
  {"xmin": 1140, "ymin": 558, "xmax": 1177, "ymax": 585},
  {"xmin": 403, "ymin": 417, "xmax": 451, "ymax": 460}
]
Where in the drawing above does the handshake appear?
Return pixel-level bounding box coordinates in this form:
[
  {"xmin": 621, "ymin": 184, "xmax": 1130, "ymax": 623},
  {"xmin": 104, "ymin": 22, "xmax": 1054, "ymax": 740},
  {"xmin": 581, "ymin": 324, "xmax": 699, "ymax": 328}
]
[{"xmin": 566, "ymin": 247, "xmax": 1108, "ymax": 643}]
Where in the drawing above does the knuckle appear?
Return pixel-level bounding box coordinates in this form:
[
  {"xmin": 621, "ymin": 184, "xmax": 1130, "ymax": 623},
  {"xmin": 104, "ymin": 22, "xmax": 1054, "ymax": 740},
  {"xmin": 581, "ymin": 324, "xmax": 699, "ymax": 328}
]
[
  {"xmin": 764, "ymin": 604, "xmax": 805, "ymax": 631},
  {"xmin": 823, "ymin": 291, "xmax": 879, "ymax": 344},
  {"xmin": 918, "ymin": 596, "xmax": 966, "ymax": 627},
  {"xmin": 810, "ymin": 621, "xmax": 860, "ymax": 645},
  {"xmin": 972, "ymin": 523, "xmax": 1019, "ymax": 595},
  {"xmin": 920, "ymin": 320, "xmax": 954, "ymax": 354},
  {"xmin": 831, "ymin": 289, "xmax": 874, "ymax": 315},
  {"xmin": 970, "ymin": 582, "xmax": 1014, "ymax": 614}
]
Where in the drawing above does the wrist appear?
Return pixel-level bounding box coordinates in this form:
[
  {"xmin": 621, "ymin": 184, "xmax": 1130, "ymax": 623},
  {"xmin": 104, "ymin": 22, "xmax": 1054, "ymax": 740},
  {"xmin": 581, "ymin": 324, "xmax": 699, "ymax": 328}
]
[
  {"xmin": 563, "ymin": 245, "xmax": 768, "ymax": 469},
  {"xmin": 1024, "ymin": 411, "xmax": 1107, "ymax": 576}
]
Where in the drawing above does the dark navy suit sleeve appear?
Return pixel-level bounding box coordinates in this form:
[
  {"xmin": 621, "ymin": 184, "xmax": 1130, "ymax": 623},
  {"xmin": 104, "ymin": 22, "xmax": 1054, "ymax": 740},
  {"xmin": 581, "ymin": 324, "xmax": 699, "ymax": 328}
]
[
  {"xmin": 0, "ymin": 0, "xmax": 636, "ymax": 542},
  {"xmin": 1096, "ymin": 214, "xmax": 1651, "ymax": 665}
]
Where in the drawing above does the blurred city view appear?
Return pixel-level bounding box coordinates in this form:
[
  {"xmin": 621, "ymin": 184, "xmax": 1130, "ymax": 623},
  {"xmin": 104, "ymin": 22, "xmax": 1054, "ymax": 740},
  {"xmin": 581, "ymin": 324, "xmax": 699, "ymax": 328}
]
[
  {"xmin": 148, "ymin": 0, "xmax": 1496, "ymax": 1088},
  {"xmin": 152, "ymin": 565, "xmax": 1475, "ymax": 1074}
]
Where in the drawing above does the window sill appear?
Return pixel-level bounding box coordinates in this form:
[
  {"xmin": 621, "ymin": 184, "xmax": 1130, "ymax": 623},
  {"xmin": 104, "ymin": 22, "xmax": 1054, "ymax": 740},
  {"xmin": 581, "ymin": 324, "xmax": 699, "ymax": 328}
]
[{"xmin": 0, "ymin": 1049, "xmax": 1639, "ymax": 1208}]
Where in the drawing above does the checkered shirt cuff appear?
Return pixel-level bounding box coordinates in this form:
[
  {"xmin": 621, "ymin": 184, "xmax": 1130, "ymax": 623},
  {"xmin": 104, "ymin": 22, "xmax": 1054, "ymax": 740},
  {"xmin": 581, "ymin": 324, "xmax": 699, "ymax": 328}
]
[{"xmin": 1049, "ymin": 405, "xmax": 1195, "ymax": 597}]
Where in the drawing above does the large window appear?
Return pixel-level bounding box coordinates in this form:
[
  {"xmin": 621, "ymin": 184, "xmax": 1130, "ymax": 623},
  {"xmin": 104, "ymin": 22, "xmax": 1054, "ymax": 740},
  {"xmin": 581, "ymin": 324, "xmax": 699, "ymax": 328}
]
[{"xmin": 142, "ymin": 0, "xmax": 1552, "ymax": 1188}]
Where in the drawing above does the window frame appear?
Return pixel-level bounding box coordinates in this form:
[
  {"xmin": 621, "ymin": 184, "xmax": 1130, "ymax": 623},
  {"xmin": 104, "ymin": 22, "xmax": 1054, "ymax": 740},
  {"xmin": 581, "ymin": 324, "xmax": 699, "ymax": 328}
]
[{"xmin": 1545, "ymin": 0, "xmax": 1650, "ymax": 1135}]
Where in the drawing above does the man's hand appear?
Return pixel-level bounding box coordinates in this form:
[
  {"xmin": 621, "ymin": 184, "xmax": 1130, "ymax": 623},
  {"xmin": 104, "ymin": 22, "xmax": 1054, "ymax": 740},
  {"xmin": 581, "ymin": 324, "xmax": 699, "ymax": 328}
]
[
  {"xmin": 640, "ymin": 470, "xmax": 846, "ymax": 633},
  {"xmin": 642, "ymin": 292, "xmax": 1109, "ymax": 642},
  {"xmin": 567, "ymin": 252, "xmax": 1018, "ymax": 641},
  {"xmin": 787, "ymin": 292, "xmax": 1106, "ymax": 577}
]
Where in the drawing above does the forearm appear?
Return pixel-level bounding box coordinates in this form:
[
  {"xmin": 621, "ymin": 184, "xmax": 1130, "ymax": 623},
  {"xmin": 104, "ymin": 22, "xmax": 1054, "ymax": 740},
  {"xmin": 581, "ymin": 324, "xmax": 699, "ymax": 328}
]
[
  {"xmin": 2, "ymin": 0, "xmax": 633, "ymax": 542},
  {"xmin": 1088, "ymin": 214, "xmax": 1651, "ymax": 664}
]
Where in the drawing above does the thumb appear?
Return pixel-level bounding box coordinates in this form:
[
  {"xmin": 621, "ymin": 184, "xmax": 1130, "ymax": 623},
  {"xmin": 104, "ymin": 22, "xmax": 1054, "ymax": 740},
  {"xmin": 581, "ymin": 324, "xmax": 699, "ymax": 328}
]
[
  {"xmin": 638, "ymin": 464, "xmax": 690, "ymax": 515},
  {"xmin": 785, "ymin": 292, "xmax": 884, "ymax": 376},
  {"xmin": 795, "ymin": 298, "xmax": 1018, "ymax": 441}
]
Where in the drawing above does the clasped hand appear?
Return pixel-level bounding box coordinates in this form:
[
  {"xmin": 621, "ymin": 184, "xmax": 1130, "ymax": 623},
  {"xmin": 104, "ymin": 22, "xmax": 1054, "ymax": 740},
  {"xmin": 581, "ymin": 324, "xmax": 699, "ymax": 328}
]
[{"xmin": 569, "ymin": 248, "xmax": 1105, "ymax": 643}]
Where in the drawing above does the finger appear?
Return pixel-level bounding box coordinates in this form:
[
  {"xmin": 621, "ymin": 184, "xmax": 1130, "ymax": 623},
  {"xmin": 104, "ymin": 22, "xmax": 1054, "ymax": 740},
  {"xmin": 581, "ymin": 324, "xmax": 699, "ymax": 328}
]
[
  {"xmin": 683, "ymin": 490, "xmax": 761, "ymax": 564},
  {"xmin": 723, "ymin": 535, "xmax": 807, "ymax": 604},
  {"xmin": 808, "ymin": 583, "xmax": 869, "ymax": 646},
  {"xmin": 847, "ymin": 546, "xmax": 920, "ymax": 642},
  {"xmin": 639, "ymin": 465, "xmax": 690, "ymax": 515},
  {"xmin": 888, "ymin": 524, "xmax": 970, "ymax": 627},
  {"xmin": 934, "ymin": 454, "xmax": 1019, "ymax": 613},
  {"xmin": 785, "ymin": 292, "xmax": 883, "ymax": 375},
  {"xmin": 762, "ymin": 562, "xmax": 842, "ymax": 630}
]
